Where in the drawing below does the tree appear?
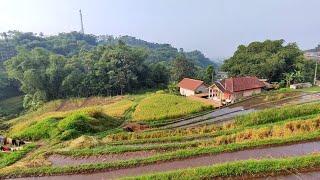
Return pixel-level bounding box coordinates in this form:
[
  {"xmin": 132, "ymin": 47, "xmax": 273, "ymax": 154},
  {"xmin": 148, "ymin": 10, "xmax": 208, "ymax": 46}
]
[
  {"xmin": 221, "ymin": 40, "xmax": 305, "ymax": 82},
  {"xmin": 283, "ymin": 72, "xmax": 294, "ymax": 87},
  {"xmin": 171, "ymin": 53, "xmax": 196, "ymax": 81},
  {"xmin": 205, "ymin": 65, "xmax": 215, "ymax": 83}
]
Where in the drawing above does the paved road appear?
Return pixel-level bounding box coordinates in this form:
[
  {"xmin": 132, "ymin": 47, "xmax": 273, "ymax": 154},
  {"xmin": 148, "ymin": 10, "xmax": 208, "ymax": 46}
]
[{"xmin": 15, "ymin": 141, "xmax": 320, "ymax": 180}]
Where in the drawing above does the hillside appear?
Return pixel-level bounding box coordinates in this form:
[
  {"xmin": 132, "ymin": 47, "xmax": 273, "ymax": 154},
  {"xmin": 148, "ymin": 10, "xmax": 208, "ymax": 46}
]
[
  {"xmin": 3, "ymin": 89, "xmax": 320, "ymax": 179},
  {"xmin": 0, "ymin": 31, "xmax": 215, "ymax": 67},
  {"xmin": 98, "ymin": 35, "xmax": 216, "ymax": 67}
]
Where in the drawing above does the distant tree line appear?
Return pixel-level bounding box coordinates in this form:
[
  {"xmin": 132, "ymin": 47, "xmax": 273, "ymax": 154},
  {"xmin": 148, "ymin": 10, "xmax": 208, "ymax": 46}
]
[{"xmin": 0, "ymin": 31, "xmax": 215, "ymax": 107}]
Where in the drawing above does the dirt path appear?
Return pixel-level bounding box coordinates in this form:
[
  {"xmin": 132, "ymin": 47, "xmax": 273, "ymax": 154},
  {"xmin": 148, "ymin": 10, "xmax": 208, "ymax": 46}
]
[
  {"xmin": 15, "ymin": 141, "xmax": 320, "ymax": 180},
  {"xmin": 48, "ymin": 151, "xmax": 157, "ymax": 167}
]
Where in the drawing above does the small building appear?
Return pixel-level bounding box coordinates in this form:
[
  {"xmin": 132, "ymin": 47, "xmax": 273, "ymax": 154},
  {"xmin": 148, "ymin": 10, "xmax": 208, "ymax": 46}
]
[
  {"xmin": 208, "ymin": 76, "xmax": 265, "ymax": 103},
  {"xmin": 290, "ymin": 83, "xmax": 312, "ymax": 89},
  {"xmin": 178, "ymin": 78, "xmax": 208, "ymax": 96}
]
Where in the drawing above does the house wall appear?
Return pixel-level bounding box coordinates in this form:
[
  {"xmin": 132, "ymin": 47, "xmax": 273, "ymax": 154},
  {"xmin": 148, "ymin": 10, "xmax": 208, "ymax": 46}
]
[
  {"xmin": 195, "ymin": 85, "xmax": 208, "ymax": 94},
  {"xmin": 180, "ymin": 88, "xmax": 195, "ymax": 96},
  {"xmin": 230, "ymin": 88, "xmax": 261, "ymax": 102},
  {"xmin": 243, "ymin": 88, "xmax": 261, "ymax": 97}
]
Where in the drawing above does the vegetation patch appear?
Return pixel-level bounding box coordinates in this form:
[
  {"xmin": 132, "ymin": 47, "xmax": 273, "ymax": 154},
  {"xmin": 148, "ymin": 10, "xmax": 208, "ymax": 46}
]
[
  {"xmin": 132, "ymin": 94, "xmax": 212, "ymax": 121},
  {"xmin": 0, "ymin": 96, "xmax": 24, "ymax": 120},
  {"xmin": 122, "ymin": 154, "xmax": 320, "ymax": 180},
  {"xmin": 235, "ymin": 102, "xmax": 320, "ymax": 127},
  {"xmin": 0, "ymin": 144, "xmax": 36, "ymax": 169},
  {"xmin": 12, "ymin": 111, "xmax": 121, "ymax": 141}
]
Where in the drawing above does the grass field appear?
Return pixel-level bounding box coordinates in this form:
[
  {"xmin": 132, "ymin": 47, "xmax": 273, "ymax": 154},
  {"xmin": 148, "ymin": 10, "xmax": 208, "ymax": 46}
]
[{"xmin": 132, "ymin": 93, "xmax": 213, "ymax": 121}]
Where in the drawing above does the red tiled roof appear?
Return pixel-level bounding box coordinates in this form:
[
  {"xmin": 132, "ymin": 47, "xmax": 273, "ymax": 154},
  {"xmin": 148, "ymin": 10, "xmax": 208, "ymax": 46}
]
[
  {"xmin": 225, "ymin": 76, "xmax": 265, "ymax": 92},
  {"xmin": 178, "ymin": 78, "xmax": 206, "ymax": 91},
  {"xmin": 214, "ymin": 76, "xmax": 265, "ymax": 93}
]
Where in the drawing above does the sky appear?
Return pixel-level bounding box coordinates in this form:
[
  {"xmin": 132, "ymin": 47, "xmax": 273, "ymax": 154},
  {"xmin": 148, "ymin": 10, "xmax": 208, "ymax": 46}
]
[{"xmin": 0, "ymin": 0, "xmax": 319, "ymax": 58}]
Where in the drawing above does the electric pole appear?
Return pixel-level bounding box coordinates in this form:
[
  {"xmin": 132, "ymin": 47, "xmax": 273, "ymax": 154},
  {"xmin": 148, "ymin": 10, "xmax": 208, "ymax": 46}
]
[
  {"xmin": 314, "ymin": 60, "xmax": 318, "ymax": 85},
  {"xmin": 79, "ymin": 9, "xmax": 84, "ymax": 34}
]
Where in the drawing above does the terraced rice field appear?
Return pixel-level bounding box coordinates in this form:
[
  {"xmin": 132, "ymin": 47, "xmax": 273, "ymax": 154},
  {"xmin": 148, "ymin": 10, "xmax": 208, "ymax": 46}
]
[{"xmin": 3, "ymin": 91, "xmax": 320, "ymax": 180}]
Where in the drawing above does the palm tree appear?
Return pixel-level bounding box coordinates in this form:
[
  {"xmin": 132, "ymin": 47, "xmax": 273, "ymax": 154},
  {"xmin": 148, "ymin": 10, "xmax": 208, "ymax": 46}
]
[{"xmin": 283, "ymin": 72, "xmax": 294, "ymax": 87}]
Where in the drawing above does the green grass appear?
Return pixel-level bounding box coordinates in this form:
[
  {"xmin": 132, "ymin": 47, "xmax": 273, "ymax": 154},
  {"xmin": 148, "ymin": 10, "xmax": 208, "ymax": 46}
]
[
  {"xmin": 235, "ymin": 102, "xmax": 320, "ymax": 127},
  {"xmin": 12, "ymin": 111, "xmax": 121, "ymax": 141},
  {"xmin": 0, "ymin": 96, "xmax": 24, "ymax": 119},
  {"xmin": 0, "ymin": 144, "xmax": 36, "ymax": 169},
  {"xmin": 55, "ymin": 140, "xmax": 211, "ymax": 157},
  {"xmin": 3, "ymin": 129, "xmax": 320, "ymax": 178},
  {"xmin": 132, "ymin": 94, "xmax": 212, "ymax": 121},
  {"xmin": 299, "ymin": 86, "xmax": 320, "ymax": 93},
  {"xmin": 122, "ymin": 154, "xmax": 320, "ymax": 180}
]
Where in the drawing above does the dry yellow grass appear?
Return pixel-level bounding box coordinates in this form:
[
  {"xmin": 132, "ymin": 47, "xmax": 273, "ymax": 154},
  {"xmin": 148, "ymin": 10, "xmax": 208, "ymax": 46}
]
[{"xmin": 215, "ymin": 116, "xmax": 320, "ymax": 145}]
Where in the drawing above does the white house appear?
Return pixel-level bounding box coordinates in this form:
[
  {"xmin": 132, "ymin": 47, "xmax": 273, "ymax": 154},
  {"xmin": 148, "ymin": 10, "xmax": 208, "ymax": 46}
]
[{"xmin": 178, "ymin": 78, "xmax": 208, "ymax": 96}]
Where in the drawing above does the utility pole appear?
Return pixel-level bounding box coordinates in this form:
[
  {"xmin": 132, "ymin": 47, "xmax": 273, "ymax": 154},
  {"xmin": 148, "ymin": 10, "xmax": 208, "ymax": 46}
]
[
  {"xmin": 314, "ymin": 52, "xmax": 320, "ymax": 85},
  {"xmin": 79, "ymin": 9, "xmax": 84, "ymax": 34}
]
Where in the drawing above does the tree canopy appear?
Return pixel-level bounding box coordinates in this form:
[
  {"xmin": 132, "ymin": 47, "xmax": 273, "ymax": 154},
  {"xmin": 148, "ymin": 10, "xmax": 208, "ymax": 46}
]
[{"xmin": 221, "ymin": 40, "xmax": 306, "ymax": 82}]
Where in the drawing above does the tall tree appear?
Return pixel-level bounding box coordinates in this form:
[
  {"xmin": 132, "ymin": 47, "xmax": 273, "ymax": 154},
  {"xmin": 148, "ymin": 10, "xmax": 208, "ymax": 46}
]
[
  {"xmin": 222, "ymin": 40, "xmax": 305, "ymax": 82},
  {"xmin": 171, "ymin": 53, "xmax": 196, "ymax": 81}
]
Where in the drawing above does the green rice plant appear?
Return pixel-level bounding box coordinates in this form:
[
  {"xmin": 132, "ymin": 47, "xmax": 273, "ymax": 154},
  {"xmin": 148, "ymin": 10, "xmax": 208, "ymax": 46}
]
[
  {"xmin": 132, "ymin": 94, "xmax": 212, "ymax": 121},
  {"xmin": 216, "ymin": 116, "xmax": 320, "ymax": 146},
  {"xmin": 12, "ymin": 110, "xmax": 121, "ymax": 141},
  {"xmin": 122, "ymin": 154, "xmax": 320, "ymax": 180},
  {"xmin": 106, "ymin": 125, "xmax": 220, "ymax": 141},
  {"xmin": 0, "ymin": 144, "xmax": 36, "ymax": 169},
  {"xmin": 235, "ymin": 102, "xmax": 320, "ymax": 127}
]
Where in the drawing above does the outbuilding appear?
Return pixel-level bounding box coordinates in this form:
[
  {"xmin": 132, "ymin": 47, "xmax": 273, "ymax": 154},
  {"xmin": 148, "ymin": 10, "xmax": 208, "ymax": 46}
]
[{"xmin": 178, "ymin": 78, "xmax": 208, "ymax": 96}]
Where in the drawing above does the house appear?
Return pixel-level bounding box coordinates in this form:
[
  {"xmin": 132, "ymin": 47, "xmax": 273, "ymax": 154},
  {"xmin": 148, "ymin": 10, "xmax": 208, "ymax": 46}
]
[
  {"xmin": 178, "ymin": 78, "xmax": 208, "ymax": 96},
  {"xmin": 208, "ymin": 76, "xmax": 265, "ymax": 103}
]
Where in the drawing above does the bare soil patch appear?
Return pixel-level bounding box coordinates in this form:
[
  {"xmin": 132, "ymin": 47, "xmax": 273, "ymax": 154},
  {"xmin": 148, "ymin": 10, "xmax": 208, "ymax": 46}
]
[{"xmin": 48, "ymin": 150, "xmax": 156, "ymax": 166}]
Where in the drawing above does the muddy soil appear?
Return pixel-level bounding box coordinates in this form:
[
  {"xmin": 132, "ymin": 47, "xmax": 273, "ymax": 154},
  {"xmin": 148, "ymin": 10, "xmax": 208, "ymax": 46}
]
[
  {"xmin": 16, "ymin": 141, "xmax": 320, "ymax": 180},
  {"xmin": 48, "ymin": 150, "xmax": 156, "ymax": 166},
  {"xmin": 257, "ymin": 171, "xmax": 320, "ymax": 180}
]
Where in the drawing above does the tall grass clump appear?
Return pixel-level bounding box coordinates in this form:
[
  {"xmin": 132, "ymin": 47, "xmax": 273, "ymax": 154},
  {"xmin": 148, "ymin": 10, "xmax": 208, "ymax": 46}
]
[
  {"xmin": 132, "ymin": 94, "xmax": 212, "ymax": 121},
  {"xmin": 235, "ymin": 102, "xmax": 320, "ymax": 127}
]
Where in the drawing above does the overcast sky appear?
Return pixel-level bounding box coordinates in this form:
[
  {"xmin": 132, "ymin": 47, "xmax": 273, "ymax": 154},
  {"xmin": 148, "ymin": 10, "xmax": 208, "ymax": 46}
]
[{"xmin": 0, "ymin": 0, "xmax": 319, "ymax": 58}]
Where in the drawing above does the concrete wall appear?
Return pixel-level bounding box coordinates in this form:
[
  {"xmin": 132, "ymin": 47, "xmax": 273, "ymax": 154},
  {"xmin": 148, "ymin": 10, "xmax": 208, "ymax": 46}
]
[
  {"xmin": 195, "ymin": 85, "xmax": 209, "ymax": 94},
  {"xmin": 243, "ymin": 88, "xmax": 261, "ymax": 97},
  {"xmin": 180, "ymin": 85, "xmax": 208, "ymax": 97},
  {"xmin": 180, "ymin": 88, "xmax": 195, "ymax": 96}
]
